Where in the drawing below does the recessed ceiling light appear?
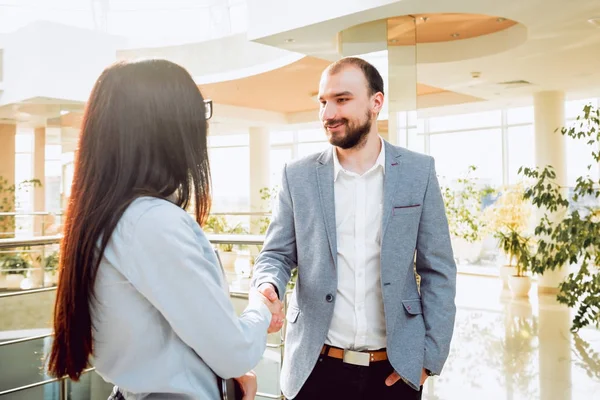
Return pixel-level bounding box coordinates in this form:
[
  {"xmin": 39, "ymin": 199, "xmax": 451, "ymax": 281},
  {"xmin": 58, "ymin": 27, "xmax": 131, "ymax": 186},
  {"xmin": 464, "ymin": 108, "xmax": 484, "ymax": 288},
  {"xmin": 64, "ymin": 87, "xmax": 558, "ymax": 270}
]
[
  {"xmin": 60, "ymin": 110, "xmax": 69, "ymax": 116},
  {"xmin": 285, "ymin": 38, "xmax": 295, "ymax": 43},
  {"xmin": 588, "ymin": 17, "xmax": 600, "ymax": 27},
  {"xmin": 496, "ymin": 17, "xmax": 506, "ymax": 22},
  {"xmin": 451, "ymin": 33, "xmax": 460, "ymax": 38},
  {"xmin": 389, "ymin": 39, "xmax": 398, "ymax": 43}
]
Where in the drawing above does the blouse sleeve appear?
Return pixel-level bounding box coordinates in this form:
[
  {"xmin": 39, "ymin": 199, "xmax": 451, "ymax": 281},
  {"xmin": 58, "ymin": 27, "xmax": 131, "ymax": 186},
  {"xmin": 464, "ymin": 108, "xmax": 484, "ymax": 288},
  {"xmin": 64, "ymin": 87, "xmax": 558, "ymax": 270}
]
[{"xmin": 126, "ymin": 203, "xmax": 271, "ymax": 379}]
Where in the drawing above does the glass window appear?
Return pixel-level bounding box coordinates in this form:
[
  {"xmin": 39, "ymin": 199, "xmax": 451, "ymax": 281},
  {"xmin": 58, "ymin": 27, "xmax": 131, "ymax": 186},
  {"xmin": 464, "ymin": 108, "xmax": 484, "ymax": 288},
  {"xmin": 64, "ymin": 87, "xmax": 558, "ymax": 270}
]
[
  {"xmin": 507, "ymin": 125, "xmax": 535, "ymax": 184},
  {"xmin": 45, "ymin": 145, "xmax": 62, "ymax": 160},
  {"xmin": 15, "ymin": 133, "xmax": 34, "ymax": 153},
  {"xmin": 209, "ymin": 146, "xmax": 249, "ymax": 212},
  {"xmin": 15, "ymin": 154, "xmax": 32, "ymax": 186},
  {"xmin": 566, "ymin": 131, "xmax": 599, "ymax": 187},
  {"xmin": 407, "ymin": 127, "xmax": 425, "ymax": 154},
  {"xmin": 566, "ymin": 98, "xmax": 597, "ymax": 119},
  {"xmin": 270, "ymin": 131, "xmax": 294, "ymax": 144},
  {"xmin": 270, "ymin": 147, "xmax": 292, "ymax": 188},
  {"xmin": 429, "ymin": 129, "xmax": 503, "ymax": 187},
  {"xmin": 429, "ymin": 110, "xmax": 501, "ymax": 132},
  {"xmin": 208, "ymin": 134, "xmax": 249, "ymax": 147},
  {"xmin": 507, "ymin": 106, "xmax": 533, "ymax": 125},
  {"xmin": 297, "ymin": 142, "xmax": 330, "ymax": 159},
  {"xmin": 297, "ymin": 128, "xmax": 325, "ymax": 143}
]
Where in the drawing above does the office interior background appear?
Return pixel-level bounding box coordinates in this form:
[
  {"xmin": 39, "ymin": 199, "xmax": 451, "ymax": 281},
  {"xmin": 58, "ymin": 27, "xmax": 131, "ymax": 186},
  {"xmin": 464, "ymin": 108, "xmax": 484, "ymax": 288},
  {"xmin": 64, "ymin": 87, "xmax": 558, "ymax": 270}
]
[{"xmin": 0, "ymin": 0, "xmax": 600, "ymax": 399}]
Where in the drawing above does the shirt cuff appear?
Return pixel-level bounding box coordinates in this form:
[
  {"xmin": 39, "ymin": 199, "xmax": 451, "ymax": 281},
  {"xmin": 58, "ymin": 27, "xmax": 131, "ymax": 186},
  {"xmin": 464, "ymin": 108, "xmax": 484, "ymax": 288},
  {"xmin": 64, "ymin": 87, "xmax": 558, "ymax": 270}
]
[{"xmin": 248, "ymin": 295, "xmax": 273, "ymax": 325}]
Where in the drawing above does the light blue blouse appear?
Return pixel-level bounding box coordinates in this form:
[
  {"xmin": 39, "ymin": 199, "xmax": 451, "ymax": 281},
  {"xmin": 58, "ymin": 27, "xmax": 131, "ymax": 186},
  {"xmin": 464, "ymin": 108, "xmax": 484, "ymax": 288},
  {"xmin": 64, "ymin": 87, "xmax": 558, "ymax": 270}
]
[{"xmin": 91, "ymin": 197, "xmax": 271, "ymax": 399}]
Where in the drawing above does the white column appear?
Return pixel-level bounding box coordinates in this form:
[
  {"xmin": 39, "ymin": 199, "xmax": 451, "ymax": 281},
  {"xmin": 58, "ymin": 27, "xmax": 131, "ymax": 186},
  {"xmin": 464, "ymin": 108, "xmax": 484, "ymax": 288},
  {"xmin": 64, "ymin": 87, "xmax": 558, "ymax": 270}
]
[
  {"xmin": 31, "ymin": 127, "xmax": 47, "ymax": 287},
  {"xmin": 388, "ymin": 46, "xmax": 417, "ymax": 115},
  {"xmin": 0, "ymin": 124, "xmax": 16, "ymax": 237},
  {"xmin": 34, "ymin": 127, "xmax": 46, "ymax": 233},
  {"xmin": 533, "ymin": 91, "xmax": 568, "ymax": 293},
  {"xmin": 249, "ymin": 127, "xmax": 270, "ymax": 234},
  {"xmin": 387, "ymin": 19, "xmax": 420, "ymax": 152}
]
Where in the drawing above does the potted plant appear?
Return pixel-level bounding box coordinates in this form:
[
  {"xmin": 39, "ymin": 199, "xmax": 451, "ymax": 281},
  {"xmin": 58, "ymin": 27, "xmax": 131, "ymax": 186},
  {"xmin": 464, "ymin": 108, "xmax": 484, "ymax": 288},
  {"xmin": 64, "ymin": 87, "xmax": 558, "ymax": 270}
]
[
  {"xmin": 203, "ymin": 215, "xmax": 247, "ymax": 273},
  {"xmin": 496, "ymin": 228, "xmax": 533, "ymax": 297},
  {"xmin": 0, "ymin": 252, "xmax": 31, "ymax": 289},
  {"xmin": 0, "ymin": 177, "xmax": 42, "ymax": 238},
  {"xmin": 44, "ymin": 251, "xmax": 60, "ymax": 286},
  {"xmin": 519, "ymin": 103, "xmax": 600, "ymax": 330},
  {"xmin": 484, "ymin": 182, "xmax": 533, "ymax": 292},
  {"xmin": 440, "ymin": 165, "xmax": 495, "ymax": 264}
]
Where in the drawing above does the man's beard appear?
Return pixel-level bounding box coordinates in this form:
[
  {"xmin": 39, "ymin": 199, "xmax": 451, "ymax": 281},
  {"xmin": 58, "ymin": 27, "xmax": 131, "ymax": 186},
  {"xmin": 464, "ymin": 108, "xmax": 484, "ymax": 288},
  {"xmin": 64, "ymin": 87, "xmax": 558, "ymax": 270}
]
[{"xmin": 324, "ymin": 110, "xmax": 372, "ymax": 150}]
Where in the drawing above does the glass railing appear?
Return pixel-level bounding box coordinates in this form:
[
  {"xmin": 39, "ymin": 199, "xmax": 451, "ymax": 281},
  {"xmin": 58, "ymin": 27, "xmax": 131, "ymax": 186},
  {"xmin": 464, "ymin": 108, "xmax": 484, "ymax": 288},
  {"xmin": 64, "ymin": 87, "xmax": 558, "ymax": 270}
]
[{"xmin": 0, "ymin": 235, "xmax": 285, "ymax": 400}]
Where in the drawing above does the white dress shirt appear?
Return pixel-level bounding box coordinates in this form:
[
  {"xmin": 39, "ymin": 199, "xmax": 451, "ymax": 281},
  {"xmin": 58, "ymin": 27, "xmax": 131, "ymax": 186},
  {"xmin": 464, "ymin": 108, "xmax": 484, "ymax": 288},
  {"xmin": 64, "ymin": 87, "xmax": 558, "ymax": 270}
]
[{"xmin": 325, "ymin": 137, "xmax": 387, "ymax": 351}]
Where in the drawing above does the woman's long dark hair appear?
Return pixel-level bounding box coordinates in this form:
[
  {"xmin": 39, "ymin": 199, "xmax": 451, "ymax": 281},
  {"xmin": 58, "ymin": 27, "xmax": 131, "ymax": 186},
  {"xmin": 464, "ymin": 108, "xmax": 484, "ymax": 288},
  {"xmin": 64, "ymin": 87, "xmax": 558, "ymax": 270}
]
[{"xmin": 47, "ymin": 59, "xmax": 211, "ymax": 380}]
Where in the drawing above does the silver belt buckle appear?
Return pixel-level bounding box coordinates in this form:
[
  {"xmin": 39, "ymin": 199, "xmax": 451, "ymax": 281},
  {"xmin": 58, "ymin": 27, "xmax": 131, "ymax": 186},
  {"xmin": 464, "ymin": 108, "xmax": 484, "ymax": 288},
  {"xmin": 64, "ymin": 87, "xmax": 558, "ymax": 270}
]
[{"xmin": 343, "ymin": 349, "xmax": 370, "ymax": 366}]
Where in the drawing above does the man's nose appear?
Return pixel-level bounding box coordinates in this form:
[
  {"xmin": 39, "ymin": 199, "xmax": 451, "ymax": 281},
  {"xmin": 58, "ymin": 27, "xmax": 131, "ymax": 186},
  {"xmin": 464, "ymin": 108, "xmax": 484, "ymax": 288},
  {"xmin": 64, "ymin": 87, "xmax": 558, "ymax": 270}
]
[{"xmin": 321, "ymin": 102, "xmax": 337, "ymax": 121}]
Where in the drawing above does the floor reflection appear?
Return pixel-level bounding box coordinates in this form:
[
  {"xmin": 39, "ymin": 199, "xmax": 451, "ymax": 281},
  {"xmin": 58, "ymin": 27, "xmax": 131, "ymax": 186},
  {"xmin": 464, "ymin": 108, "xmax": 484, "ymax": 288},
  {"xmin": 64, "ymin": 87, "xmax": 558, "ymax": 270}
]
[{"xmin": 423, "ymin": 275, "xmax": 600, "ymax": 400}]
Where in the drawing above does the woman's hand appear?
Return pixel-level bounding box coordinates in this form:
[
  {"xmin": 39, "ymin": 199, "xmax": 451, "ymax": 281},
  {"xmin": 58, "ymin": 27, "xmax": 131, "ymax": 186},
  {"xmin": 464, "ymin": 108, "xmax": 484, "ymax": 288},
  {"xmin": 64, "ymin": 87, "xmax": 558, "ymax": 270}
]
[{"xmin": 234, "ymin": 370, "xmax": 257, "ymax": 400}]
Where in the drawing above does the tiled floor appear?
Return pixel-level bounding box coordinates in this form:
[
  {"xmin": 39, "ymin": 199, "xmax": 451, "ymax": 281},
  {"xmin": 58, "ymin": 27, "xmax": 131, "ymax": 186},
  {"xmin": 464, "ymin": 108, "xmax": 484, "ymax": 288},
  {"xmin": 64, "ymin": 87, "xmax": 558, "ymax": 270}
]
[
  {"xmin": 422, "ymin": 275, "xmax": 600, "ymax": 400},
  {"xmin": 232, "ymin": 274, "xmax": 600, "ymax": 400}
]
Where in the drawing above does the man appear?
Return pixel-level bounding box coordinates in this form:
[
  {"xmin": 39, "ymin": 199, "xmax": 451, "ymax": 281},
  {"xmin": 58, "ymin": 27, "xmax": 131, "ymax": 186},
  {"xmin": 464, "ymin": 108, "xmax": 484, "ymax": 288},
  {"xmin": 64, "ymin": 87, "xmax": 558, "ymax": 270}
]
[{"xmin": 252, "ymin": 57, "xmax": 457, "ymax": 400}]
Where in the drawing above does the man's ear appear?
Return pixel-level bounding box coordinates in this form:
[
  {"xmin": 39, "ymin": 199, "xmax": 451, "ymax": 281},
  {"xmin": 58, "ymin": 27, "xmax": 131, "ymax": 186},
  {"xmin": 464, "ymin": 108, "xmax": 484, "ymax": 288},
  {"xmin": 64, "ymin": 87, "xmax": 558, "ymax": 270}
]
[{"xmin": 372, "ymin": 92, "xmax": 384, "ymax": 114}]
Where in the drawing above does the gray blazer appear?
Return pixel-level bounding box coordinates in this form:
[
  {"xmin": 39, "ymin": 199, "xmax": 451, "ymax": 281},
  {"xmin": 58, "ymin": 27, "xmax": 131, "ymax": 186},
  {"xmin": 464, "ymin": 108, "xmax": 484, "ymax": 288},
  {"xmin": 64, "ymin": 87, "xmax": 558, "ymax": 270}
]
[{"xmin": 252, "ymin": 141, "xmax": 457, "ymax": 399}]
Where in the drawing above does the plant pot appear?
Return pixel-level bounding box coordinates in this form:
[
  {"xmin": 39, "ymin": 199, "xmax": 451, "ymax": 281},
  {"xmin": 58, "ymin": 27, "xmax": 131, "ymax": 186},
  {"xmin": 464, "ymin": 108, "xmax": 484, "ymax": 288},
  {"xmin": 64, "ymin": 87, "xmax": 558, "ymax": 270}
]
[
  {"xmin": 4, "ymin": 274, "xmax": 24, "ymax": 289},
  {"xmin": 499, "ymin": 264, "xmax": 517, "ymax": 289},
  {"xmin": 219, "ymin": 251, "xmax": 238, "ymax": 274},
  {"xmin": 508, "ymin": 275, "xmax": 532, "ymax": 298},
  {"xmin": 44, "ymin": 272, "xmax": 59, "ymax": 287}
]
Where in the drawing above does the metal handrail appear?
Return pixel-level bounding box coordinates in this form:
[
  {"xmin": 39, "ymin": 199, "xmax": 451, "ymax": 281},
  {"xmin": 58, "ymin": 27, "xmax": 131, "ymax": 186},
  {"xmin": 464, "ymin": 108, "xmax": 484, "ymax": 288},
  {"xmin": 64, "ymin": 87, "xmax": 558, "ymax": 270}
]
[
  {"xmin": 0, "ymin": 234, "xmax": 266, "ymax": 249},
  {"xmin": 0, "ymin": 234, "xmax": 285, "ymax": 399},
  {"xmin": 0, "ymin": 235, "xmax": 61, "ymax": 249},
  {"xmin": 0, "ymin": 368, "xmax": 95, "ymax": 397},
  {"xmin": 0, "ymin": 333, "xmax": 52, "ymax": 347},
  {"xmin": 0, "ymin": 287, "xmax": 57, "ymax": 299},
  {"xmin": 0, "ymin": 212, "xmax": 60, "ymax": 217}
]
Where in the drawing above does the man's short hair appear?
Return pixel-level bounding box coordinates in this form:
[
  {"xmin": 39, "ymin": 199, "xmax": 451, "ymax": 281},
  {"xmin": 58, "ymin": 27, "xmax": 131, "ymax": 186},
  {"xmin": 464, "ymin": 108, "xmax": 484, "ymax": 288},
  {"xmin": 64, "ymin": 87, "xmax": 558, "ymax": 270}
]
[{"xmin": 325, "ymin": 57, "xmax": 385, "ymax": 97}]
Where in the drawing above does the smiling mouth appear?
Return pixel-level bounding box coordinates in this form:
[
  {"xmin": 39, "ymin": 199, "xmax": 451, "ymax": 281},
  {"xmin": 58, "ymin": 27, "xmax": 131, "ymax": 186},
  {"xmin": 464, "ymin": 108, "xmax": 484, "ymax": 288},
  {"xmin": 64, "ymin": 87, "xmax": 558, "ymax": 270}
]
[{"xmin": 326, "ymin": 123, "xmax": 344, "ymax": 130}]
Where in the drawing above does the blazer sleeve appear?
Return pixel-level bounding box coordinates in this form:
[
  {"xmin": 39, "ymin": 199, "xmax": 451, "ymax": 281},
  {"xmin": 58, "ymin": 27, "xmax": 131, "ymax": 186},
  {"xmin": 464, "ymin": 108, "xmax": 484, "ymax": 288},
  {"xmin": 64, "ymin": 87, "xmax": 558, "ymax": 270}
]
[
  {"xmin": 251, "ymin": 163, "xmax": 298, "ymax": 300},
  {"xmin": 415, "ymin": 157, "xmax": 457, "ymax": 375},
  {"xmin": 126, "ymin": 204, "xmax": 272, "ymax": 379}
]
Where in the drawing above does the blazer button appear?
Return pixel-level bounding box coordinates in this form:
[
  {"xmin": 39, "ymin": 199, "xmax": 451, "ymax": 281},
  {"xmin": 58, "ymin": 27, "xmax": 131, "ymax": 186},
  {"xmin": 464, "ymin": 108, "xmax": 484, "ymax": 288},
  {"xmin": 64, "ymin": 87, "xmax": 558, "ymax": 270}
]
[{"xmin": 326, "ymin": 294, "xmax": 334, "ymax": 303}]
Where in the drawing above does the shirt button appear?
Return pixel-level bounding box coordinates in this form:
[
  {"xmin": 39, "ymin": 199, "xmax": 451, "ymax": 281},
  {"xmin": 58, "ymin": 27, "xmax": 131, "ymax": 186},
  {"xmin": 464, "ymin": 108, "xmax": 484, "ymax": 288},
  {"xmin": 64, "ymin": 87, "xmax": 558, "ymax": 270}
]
[{"xmin": 325, "ymin": 294, "xmax": 334, "ymax": 302}]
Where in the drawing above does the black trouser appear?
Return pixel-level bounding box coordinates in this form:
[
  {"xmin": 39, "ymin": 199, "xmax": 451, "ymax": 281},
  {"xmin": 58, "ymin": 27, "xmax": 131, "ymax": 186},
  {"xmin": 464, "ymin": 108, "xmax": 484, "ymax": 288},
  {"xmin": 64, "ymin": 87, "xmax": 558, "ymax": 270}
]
[{"xmin": 292, "ymin": 352, "xmax": 423, "ymax": 400}]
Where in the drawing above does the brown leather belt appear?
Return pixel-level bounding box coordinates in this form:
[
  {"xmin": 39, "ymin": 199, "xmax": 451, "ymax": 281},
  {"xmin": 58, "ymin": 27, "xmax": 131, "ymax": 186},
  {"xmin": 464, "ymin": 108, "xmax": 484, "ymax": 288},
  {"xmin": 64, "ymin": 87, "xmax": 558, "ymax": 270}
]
[{"xmin": 320, "ymin": 345, "xmax": 388, "ymax": 366}]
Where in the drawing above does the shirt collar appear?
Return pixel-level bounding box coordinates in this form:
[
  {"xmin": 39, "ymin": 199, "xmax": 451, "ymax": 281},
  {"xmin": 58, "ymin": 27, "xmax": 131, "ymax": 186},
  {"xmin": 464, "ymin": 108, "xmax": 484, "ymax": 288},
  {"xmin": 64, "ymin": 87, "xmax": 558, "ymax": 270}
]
[{"xmin": 333, "ymin": 136, "xmax": 386, "ymax": 181}]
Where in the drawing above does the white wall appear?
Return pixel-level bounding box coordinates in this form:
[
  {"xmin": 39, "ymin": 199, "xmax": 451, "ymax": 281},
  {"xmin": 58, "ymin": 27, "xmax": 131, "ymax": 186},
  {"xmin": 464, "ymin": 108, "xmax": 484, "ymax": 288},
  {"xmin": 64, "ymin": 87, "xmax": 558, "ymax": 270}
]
[
  {"xmin": 1, "ymin": 21, "xmax": 123, "ymax": 105},
  {"xmin": 246, "ymin": 0, "xmax": 400, "ymax": 40}
]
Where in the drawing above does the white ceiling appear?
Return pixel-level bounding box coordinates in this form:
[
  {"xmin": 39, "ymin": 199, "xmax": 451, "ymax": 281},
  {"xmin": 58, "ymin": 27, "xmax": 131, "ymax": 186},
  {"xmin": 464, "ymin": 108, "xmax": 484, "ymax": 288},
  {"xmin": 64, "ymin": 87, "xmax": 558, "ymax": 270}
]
[
  {"xmin": 1, "ymin": 0, "xmax": 600, "ymax": 127},
  {"xmin": 0, "ymin": 0, "xmax": 248, "ymax": 48},
  {"xmin": 249, "ymin": 0, "xmax": 600, "ymax": 111}
]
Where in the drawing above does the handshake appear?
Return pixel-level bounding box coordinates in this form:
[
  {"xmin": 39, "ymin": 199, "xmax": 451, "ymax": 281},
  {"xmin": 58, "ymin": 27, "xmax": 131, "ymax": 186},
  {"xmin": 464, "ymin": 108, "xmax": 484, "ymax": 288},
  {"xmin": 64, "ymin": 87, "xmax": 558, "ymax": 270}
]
[{"xmin": 251, "ymin": 283, "xmax": 285, "ymax": 333}]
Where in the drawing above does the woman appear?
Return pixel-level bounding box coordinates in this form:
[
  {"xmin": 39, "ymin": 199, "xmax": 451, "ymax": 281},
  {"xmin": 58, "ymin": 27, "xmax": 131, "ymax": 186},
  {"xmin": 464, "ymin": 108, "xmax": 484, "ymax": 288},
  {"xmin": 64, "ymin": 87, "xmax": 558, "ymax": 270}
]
[{"xmin": 47, "ymin": 59, "xmax": 282, "ymax": 399}]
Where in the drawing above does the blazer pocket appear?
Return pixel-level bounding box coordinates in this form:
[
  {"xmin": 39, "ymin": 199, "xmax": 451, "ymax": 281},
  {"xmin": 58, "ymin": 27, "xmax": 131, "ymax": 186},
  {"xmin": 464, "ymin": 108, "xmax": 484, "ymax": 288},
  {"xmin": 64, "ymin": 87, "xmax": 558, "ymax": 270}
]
[
  {"xmin": 393, "ymin": 204, "xmax": 422, "ymax": 216},
  {"xmin": 286, "ymin": 306, "xmax": 300, "ymax": 323},
  {"xmin": 402, "ymin": 299, "xmax": 423, "ymax": 315}
]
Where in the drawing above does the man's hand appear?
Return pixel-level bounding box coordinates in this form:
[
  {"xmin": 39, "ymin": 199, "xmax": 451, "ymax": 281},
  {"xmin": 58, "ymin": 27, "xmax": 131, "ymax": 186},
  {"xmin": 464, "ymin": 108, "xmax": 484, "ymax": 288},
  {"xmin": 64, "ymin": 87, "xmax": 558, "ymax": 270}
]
[
  {"xmin": 385, "ymin": 369, "xmax": 429, "ymax": 387},
  {"xmin": 234, "ymin": 371, "xmax": 257, "ymax": 400},
  {"xmin": 257, "ymin": 283, "xmax": 285, "ymax": 333}
]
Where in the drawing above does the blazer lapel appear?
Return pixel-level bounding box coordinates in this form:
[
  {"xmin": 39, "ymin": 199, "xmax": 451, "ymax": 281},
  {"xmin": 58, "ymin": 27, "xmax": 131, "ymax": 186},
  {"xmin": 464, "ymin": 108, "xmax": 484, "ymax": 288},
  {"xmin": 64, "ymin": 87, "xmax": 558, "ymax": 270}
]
[
  {"xmin": 316, "ymin": 149, "xmax": 337, "ymax": 269},
  {"xmin": 382, "ymin": 142, "xmax": 403, "ymax": 238}
]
